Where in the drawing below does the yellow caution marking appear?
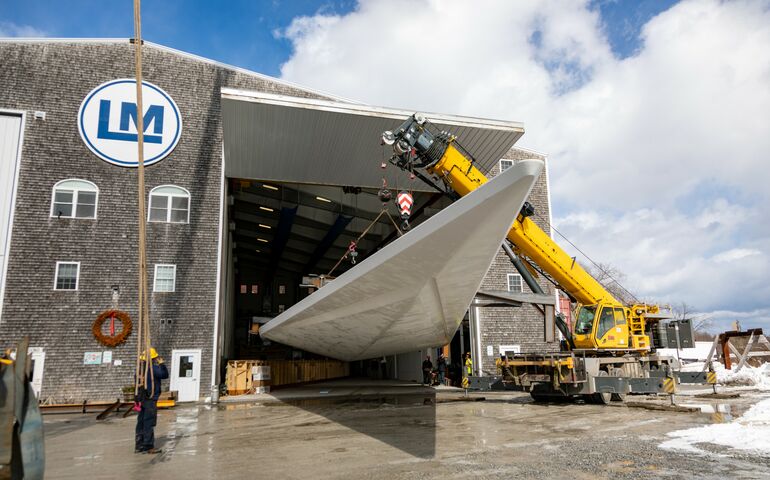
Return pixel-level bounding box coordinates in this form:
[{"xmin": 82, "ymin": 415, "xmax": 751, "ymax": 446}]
[
  {"xmin": 663, "ymin": 377, "xmax": 676, "ymax": 394},
  {"xmin": 707, "ymin": 371, "xmax": 717, "ymax": 384},
  {"xmin": 462, "ymin": 377, "xmax": 469, "ymax": 389}
]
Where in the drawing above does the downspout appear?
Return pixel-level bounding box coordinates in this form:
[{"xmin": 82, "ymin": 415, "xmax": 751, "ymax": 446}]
[{"xmin": 468, "ymin": 303, "xmax": 482, "ymax": 376}]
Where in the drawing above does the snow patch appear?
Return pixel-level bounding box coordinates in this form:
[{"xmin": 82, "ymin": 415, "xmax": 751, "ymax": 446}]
[
  {"xmin": 660, "ymin": 396, "xmax": 770, "ymax": 457},
  {"xmin": 679, "ymin": 362, "xmax": 770, "ymax": 391}
]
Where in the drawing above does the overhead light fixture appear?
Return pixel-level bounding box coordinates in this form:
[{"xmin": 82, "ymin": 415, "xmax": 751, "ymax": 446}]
[
  {"xmin": 259, "ymin": 206, "xmax": 274, "ymax": 212},
  {"xmin": 255, "ymin": 249, "xmax": 261, "ymax": 253},
  {"xmin": 257, "ymin": 238, "xmax": 269, "ymax": 243},
  {"xmin": 263, "ymin": 184, "xmax": 278, "ymax": 191},
  {"xmin": 258, "ymin": 224, "xmax": 271, "ymax": 229},
  {"xmin": 316, "ymin": 196, "xmax": 332, "ymax": 203}
]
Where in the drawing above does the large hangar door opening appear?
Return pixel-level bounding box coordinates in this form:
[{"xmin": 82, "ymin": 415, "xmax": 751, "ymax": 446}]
[{"xmin": 224, "ymin": 178, "xmax": 449, "ymax": 369}]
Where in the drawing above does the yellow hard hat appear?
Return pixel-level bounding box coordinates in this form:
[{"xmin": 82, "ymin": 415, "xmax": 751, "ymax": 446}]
[{"xmin": 140, "ymin": 348, "xmax": 159, "ymax": 360}]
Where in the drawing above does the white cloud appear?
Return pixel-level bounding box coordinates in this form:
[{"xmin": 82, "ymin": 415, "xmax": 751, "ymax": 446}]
[
  {"xmin": 278, "ymin": 0, "xmax": 770, "ymax": 330},
  {"xmin": 0, "ymin": 21, "xmax": 46, "ymax": 38},
  {"xmin": 712, "ymin": 248, "xmax": 762, "ymax": 263}
]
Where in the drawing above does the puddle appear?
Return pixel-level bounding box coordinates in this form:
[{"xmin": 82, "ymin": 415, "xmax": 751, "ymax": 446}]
[{"xmin": 678, "ymin": 402, "xmax": 754, "ymax": 423}]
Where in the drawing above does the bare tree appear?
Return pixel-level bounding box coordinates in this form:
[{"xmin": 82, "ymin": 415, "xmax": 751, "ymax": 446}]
[
  {"xmin": 584, "ymin": 262, "xmax": 637, "ymax": 305},
  {"xmin": 673, "ymin": 302, "xmax": 715, "ymax": 338}
]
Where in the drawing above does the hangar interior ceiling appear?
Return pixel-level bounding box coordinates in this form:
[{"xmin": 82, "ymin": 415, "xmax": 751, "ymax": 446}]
[{"xmin": 229, "ymin": 177, "xmax": 451, "ymax": 360}]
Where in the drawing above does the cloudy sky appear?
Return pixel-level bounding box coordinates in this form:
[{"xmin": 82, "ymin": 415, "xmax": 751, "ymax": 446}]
[{"xmin": 2, "ymin": 0, "xmax": 769, "ymax": 332}]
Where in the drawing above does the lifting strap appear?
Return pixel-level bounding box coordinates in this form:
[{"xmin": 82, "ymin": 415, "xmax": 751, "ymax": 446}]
[
  {"xmin": 326, "ymin": 209, "xmax": 403, "ymax": 277},
  {"xmin": 132, "ymin": 0, "xmax": 154, "ymax": 399}
]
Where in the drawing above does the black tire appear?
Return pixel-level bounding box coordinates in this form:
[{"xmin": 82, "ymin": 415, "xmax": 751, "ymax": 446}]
[
  {"xmin": 611, "ymin": 369, "xmax": 627, "ymax": 402},
  {"xmin": 530, "ymin": 385, "xmax": 557, "ymax": 403},
  {"xmin": 591, "ymin": 371, "xmax": 612, "ymax": 405},
  {"xmin": 530, "ymin": 392, "xmax": 549, "ymax": 403}
]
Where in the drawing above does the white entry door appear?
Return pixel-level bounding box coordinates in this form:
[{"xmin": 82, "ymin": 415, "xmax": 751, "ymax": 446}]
[
  {"xmin": 28, "ymin": 347, "xmax": 45, "ymax": 398},
  {"xmin": 170, "ymin": 349, "xmax": 201, "ymax": 402}
]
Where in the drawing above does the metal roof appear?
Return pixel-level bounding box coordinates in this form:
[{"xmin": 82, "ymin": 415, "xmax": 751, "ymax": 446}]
[{"xmin": 222, "ymin": 89, "xmax": 525, "ymax": 190}]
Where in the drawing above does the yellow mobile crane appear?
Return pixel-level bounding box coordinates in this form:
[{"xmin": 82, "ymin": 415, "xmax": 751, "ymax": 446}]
[{"xmin": 383, "ymin": 114, "xmax": 712, "ymax": 403}]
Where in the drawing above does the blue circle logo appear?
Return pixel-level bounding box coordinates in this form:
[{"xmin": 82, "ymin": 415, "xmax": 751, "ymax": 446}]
[{"xmin": 78, "ymin": 79, "xmax": 182, "ymax": 167}]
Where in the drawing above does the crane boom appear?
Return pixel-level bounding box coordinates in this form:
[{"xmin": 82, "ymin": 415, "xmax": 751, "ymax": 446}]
[
  {"xmin": 384, "ymin": 114, "xmax": 661, "ymax": 351},
  {"xmin": 426, "ymin": 139, "xmax": 616, "ymax": 307}
]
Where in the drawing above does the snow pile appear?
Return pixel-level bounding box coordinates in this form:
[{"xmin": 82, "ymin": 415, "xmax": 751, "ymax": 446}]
[
  {"xmin": 716, "ymin": 363, "xmax": 770, "ymax": 390},
  {"xmin": 660, "ymin": 397, "xmax": 770, "ymax": 457},
  {"xmin": 657, "ymin": 341, "xmax": 715, "ymax": 362},
  {"xmin": 678, "ymin": 361, "xmax": 770, "ymax": 391}
]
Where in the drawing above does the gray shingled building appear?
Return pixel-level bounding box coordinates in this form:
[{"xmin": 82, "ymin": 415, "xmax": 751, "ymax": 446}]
[{"xmin": 0, "ymin": 39, "xmax": 557, "ymax": 403}]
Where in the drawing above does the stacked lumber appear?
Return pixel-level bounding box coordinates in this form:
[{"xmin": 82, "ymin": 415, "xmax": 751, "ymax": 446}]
[{"xmin": 225, "ymin": 359, "xmax": 349, "ymax": 395}]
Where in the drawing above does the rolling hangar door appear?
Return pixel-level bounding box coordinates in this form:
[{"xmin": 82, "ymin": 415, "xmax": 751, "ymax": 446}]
[{"xmin": 216, "ymin": 88, "xmax": 524, "ymax": 383}]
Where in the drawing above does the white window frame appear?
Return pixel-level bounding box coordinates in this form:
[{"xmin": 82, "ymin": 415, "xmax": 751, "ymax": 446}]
[
  {"xmin": 148, "ymin": 185, "xmax": 191, "ymax": 224},
  {"xmin": 53, "ymin": 261, "xmax": 80, "ymax": 291},
  {"xmin": 50, "ymin": 179, "xmax": 99, "ymax": 219},
  {"xmin": 499, "ymin": 159, "xmax": 514, "ymax": 172},
  {"xmin": 153, "ymin": 264, "xmax": 177, "ymax": 293},
  {"xmin": 507, "ymin": 273, "xmax": 523, "ymax": 293}
]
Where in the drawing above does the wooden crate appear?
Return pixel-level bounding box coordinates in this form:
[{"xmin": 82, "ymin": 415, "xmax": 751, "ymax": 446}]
[{"xmin": 225, "ymin": 359, "xmax": 350, "ymax": 393}]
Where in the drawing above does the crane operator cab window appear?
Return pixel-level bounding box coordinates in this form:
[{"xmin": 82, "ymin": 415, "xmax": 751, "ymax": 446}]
[
  {"xmin": 574, "ymin": 305, "xmax": 597, "ymax": 335},
  {"xmin": 596, "ymin": 308, "xmax": 616, "ymax": 340},
  {"xmin": 614, "ymin": 308, "xmax": 627, "ymax": 325}
]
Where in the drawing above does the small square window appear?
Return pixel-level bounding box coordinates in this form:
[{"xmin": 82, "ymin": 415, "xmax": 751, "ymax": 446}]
[
  {"xmin": 499, "ymin": 159, "xmax": 514, "ymax": 172},
  {"xmin": 507, "ymin": 273, "xmax": 523, "ymax": 293},
  {"xmin": 240, "ymin": 284, "xmax": 247, "ymax": 294},
  {"xmin": 154, "ymin": 265, "xmax": 176, "ymax": 293},
  {"xmin": 251, "ymin": 285, "xmax": 258, "ymax": 294},
  {"xmin": 54, "ymin": 262, "xmax": 79, "ymax": 290},
  {"xmin": 278, "ymin": 285, "xmax": 286, "ymax": 295},
  {"xmin": 278, "ymin": 305, "xmax": 285, "ymax": 313}
]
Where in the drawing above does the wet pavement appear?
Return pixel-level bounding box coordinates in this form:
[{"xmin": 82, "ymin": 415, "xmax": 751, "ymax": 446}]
[{"xmin": 44, "ymin": 380, "xmax": 770, "ymax": 479}]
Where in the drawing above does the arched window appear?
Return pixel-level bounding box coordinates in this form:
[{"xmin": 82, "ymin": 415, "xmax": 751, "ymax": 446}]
[
  {"xmin": 148, "ymin": 185, "xmax": 190, "ymax": 223},
  {"xmin": 51, "ymin": 179, "xmax": 98, "ymax": 219}
]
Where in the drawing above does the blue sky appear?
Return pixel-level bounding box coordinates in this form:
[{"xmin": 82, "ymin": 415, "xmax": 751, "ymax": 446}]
[{"xmin": 2, "ymin": 0, "xmax": 674, "ymax": 76}]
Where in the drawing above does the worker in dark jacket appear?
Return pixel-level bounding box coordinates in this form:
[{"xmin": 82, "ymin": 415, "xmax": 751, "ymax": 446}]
[
  {"xmin": 135, "ymin": 348, "xmax": 169, "ymax": 454},
  {"xmin": 422, "ymin": 356, "xmax": 433, "ymax": 385},
  {"xmin": 437, "ymin": 353, "xmax": 447, "ymax": 386}
]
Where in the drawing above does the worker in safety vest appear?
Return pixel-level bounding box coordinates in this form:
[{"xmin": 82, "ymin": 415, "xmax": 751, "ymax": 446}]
[
  {"xmin": 135, "ymin": 348, "xmax": 169, "ymax": 454},
  {"xmin": 464, "ymin": 352, "xmax": 473, "ymax": 377}
]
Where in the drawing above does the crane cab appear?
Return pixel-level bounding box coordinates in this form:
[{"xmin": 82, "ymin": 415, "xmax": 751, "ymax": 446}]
[
  {"xmin": 573, "ymin": 304, "xmax": 653, "ymax": 350},
  {"xmin": 573, "ymin": 304, "xmax": 631, "ymax": 350}
]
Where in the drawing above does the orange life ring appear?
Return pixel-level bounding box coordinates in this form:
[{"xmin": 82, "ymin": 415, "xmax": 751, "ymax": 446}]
[{"xmin": 92, "ymin": 310, "xmax": 132, "ymax": 347}]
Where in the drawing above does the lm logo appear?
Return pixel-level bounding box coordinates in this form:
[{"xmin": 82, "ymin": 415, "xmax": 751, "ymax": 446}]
[{"xmin": 78, "ymin": 79, "xmax": 182, "ymax": 167}]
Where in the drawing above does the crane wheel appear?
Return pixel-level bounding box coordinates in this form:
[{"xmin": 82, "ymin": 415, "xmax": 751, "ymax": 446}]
[
  {"xmin": 590, "ymin": 371, "xmax": 612, "ymax": 405},
  {"xmin": 609, "ymin": 368, "xmax": 627, "ymax": 402},
  {"xmin": 530, "ymin": 392, "xmax": 549, "ymax": 403}
]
